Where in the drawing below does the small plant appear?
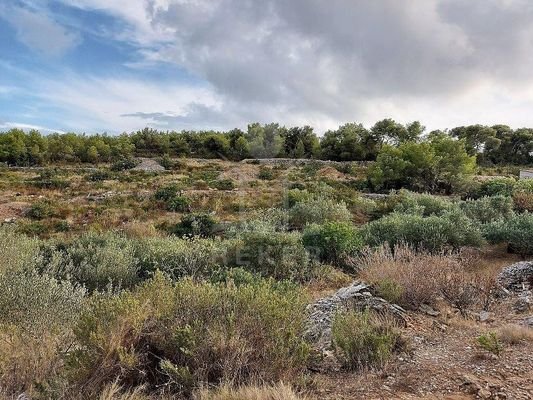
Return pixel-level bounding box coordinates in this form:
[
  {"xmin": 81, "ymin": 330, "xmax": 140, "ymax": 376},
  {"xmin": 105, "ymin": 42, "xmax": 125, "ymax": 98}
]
[
  {"xmin": 166, "ymin": 195, "xmax": 191, "ymax": 212},
  {"xmin": 211, "ymin": 178, "xmax": 235, "ymax": 190},
  {"xmin": 302, "ymin": 221, "xmax": 363, "ymax": 269},
  {"xmin": 85, "ymin": 169, "xmax": 112, "ymax": 182},
  {"xmin": 26, "ymin": 200, "xmax": 55, "ymax": 220},
  {"xmin": 30, "ymin": 169, "xmax": 69, "ymax": 189},
  {"xmin": 477, "ymin": 332, "xmax": 504, "ymax": 356},
  {"xmin": 167, "ymin": 213, "xmax": 217, "ymax": 238},
  {"xmin": 110, "ymin": 158, "xmax": 139, "ymax": 171},
  {"xmin": 257, "ymin": 167, "xmax": 276, "ymax": 180},
  {"xmin": 332, "ymin": 310, "xmax": 403, "ymax": 370}
]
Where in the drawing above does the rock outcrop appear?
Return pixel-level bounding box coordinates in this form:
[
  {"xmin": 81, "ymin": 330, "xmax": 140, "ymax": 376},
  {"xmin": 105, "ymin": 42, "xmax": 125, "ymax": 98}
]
[{"xmin": 497, "ymin": 261, "xmax": 533, "ymax": 291}]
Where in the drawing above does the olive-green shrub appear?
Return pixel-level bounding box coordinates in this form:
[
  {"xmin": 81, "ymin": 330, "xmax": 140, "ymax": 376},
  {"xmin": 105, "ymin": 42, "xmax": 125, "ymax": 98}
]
[
  {"xmin": 459, "ymin": 195, "xmax": 515, "ymax": 224},
  {"xmin": 362, "ymin": 210, "xmax": 483, "ymax": 252},
  {"xmin": 69, "ymin": 274, "xmax": 309, "ymax": 396},
  {"xmin": 332, "ymin": 310, "xmax": 403, "ymax": 370},
  {"xmin": 238, "ymin": 232, "xmax": 310, "ymax": 280},
  {"xmin": 483, "ymin": 213, "xmax": 533, "ymax": 257},
  {"xmin": 302, "ymin": 222, "xmax": 363, "ymax": 269},
  {"xmin": 289, "ymin": 197, "xmax": 352, "ymax": 229}
]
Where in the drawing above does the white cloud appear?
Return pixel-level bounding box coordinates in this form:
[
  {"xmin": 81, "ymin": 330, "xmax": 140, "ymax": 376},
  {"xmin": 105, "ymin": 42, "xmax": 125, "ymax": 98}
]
[
  {"xmin": 1, "ymin": 6, "xmax": 81, "ymax": 57},
  {"xmin": 0, "ymin": 121, "xmax": 65, "ymax": 134},
  {"xmin": 33, "ymin": 73, "xmax": 221, "ymax": 133},
  {"xmin": 8, "ymin": 0, "xmax": 533, "ymax": 133}
]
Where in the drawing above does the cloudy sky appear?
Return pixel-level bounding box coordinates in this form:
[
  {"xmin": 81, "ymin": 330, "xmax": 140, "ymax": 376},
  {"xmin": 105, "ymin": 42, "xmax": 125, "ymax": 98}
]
[{"xmin": 1, "ymin": 0, "xmax": 533, "ymax": 134}]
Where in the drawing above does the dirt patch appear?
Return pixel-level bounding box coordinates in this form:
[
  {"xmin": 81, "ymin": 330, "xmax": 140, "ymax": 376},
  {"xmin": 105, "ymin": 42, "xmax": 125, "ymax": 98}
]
[
  {"xmin": 317, "ymin": 166, "xmax": 347, "ymax": 181},
  {"xmin": 0, "ymin": 201, "xmax": 30, "ymax": 220}
]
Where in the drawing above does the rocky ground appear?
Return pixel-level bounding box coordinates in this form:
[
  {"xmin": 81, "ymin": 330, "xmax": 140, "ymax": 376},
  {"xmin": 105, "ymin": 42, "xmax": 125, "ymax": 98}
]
[{"xmin": 307, "ymin": 262, "xmax": 533, "ymax": 400}]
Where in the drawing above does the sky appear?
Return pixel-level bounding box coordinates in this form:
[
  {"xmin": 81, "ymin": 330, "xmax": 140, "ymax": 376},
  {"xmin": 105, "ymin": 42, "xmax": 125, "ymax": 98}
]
[{"xmin": 2, "ymin": 0, "xmax": 533, "ymax": 135}]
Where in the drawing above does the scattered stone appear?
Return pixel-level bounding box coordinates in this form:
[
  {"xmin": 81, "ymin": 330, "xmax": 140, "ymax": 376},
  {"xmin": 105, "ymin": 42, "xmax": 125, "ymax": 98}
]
[
  {"xmin": 479, "ymin": 311, "xmax": 492, "ymax": 322},
  {"xmin": 497, "ymin": 261, "xmax": 533, "ymax": 292},
  {"xmin": 419, "ymin": 304, "xmax": 440, "ymax": 317},
  {"xmin": 478, "ymin": 388, "xmax": 492, "ymax": 399},
  {"xmin": 522, "ymin": 316, "xmax": 533, "ymax": 327},
  {"xmin": 513, "ymin": 296, "xmax": 531, "ymax": 313}
]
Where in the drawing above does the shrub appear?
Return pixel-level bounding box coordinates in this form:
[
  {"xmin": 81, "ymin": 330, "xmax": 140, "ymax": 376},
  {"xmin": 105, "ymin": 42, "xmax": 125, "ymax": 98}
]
[
  {"xmin": 0, "ymin": 227, "xmax": 41, "ymax": 273},
  {"xmin": 111, "ymin": 158, "xmax": 139, "ymax": 171},
  {"xmin": 393, "ymin": 191, "xmax": 453, "ymax": 216},
  {"xmin": 332, "ymin": 310, "xmax": 402, "ymax": 370},
  {"xmin": 483, "ymin": 213, "xmax": 533, "ymax": 257},
  {"xmin": 286, "ymin": 188, "xmax": 312, "ymax": 207},
  {"xmin": 474, "ymin": 177, "xmax": 516, "ymax": 198},
  {"xmin": 459, "ymin": 195, "xmax": 515, "ymax": 224},
  {"xmin": 302, "ymin": 222, "xmax": 363, "ymax": 268},
  {"xmin": 46, "ymin": 232, "xmax": 139, "ymax": 291},
  {"xmin": 239, "ymin": 232, "xmax": 310, "ymax": 280},
  {"xmin": 513, "ymin": 192, "xmax": 533, "ymax": 213},
  {"xmin": 226, "ymin": 208, "xmax": 289, "ymax": 238},
  {"xmin": 25, "ymin": 200, "xmax": 55, "ymax": 220},
  {"xmin": 135, "ymin": 237, "xmax": 231, "ymax": 279},
  {"xmin": 257, "ymin": 167, "xmax": 277, "ymax": 180},
  {"xmin": 154, "ymin": 184, "xmax": 181, "ymax": 202},
  {"xmin": 85, "ymin": 169, "xmax": 112, "ymax": 182},
  {"xmin": 30, "ymin": 169, "xmax": 69, "ymax": 189},
  {"xmin": 497, "ymin": 324, "xmax": 533, "ymax": 345},
  {"xmin": 362, "ymin": 210, "xmax": 483, "ymax": 253},
  {"xmin": 211, "ymin": 179, "xmax": 235, "ymax": 191},
  {"xmin": 0, "ymin": 270, "xmax": 86, "ymax": 334},
  {"xmin": 167, "ymin": 213, "xmax": 217, "ymax": 238},
  {"xmin": 359, "ymin": 244, "xmax": 490, "ymax": 314},
  {"xmin": 359, "ymin": 245, "xmax": 461, "ymax": 308},
  {"xmin": 166, "ymin": 195, "xmax": 191, "ymax": 212},
  {"xmin": 289, "ymin": 197, "xmax": 352, "ymax": 229},
  {"xmin": 477, "ymin": 332, "xmax": 503, "ymax": 356},
  {"xmin": 69, "ymin": 274, "xmax": 309, "ymax": 395}
]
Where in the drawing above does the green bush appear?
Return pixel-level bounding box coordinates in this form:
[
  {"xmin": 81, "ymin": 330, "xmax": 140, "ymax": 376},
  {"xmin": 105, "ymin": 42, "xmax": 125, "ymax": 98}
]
[
  {"xmin": 483, "ymin": 213, "xmax": 533, "ymax": 257},
  {"xmin": 474, "ymin": 177, "xmax": 516, "ymax": 198},
  {"xmin": 167, "ymin": 213, "xmax": 217, "ymax": 238},
  {"xmin": 302, "ymin": 222, "xmax": 363, "ymax": 268},
  {"xmin": 135, "ymin": 237, "xmax": 231, "ymax": 279},
  {"xmin": 477, "ymin": 332, "xmax": 504, "ymax": 356},
  {"xmin": 211, "ymin": 179, "xmax": 235, "ymax": 190},
  {"xmin": 459, "ymin": 195, "xmax": 515, "ymax": 224},
  {"xmin": 166, "ymin": 195, "xmax": 191, "ymax": 212},
  {"xmin": 85, "ymin": 169, "xmax": 112, "ymax": 181},
  {"xmin": 110, "ymin": 158, "xmax": 139, "ymax": 171},
  {"xmin": 30, "ymin": 169, "xmax": 69, "ymax": 189},
  {"xmin": 257, "ymin": 166, "xmax": 277, "ymax": 180},
  {"xmin": 393, "ymin": 191, "xmax": 453, "ymax": 216},
  {"xmin": 0, "ymin": 227, "xmax": 41, "ymax": 273},
  {"xmin": 154, "ymin": 184, "xmax": 181, "ymax": 202},
  {"xmin": 332, "ymin": 310, "xmax": 402, "ymax": 370},
  {"xmin": 0, "ymin": 270, "xmax": 86, "ymax": 334},
  {"xmin": 46, "ymin": 232, "xmax": 139, "ymax": 291},
  {"xmin": 362, "ymin": 210, "xmax": 483, "ymax": 252},
  {"xmin": 289, "ymin": 197, "xmax": 352, "ymax": 229},
  {"xmin": 239, "ymin": 232, "xmax": 311, "ymax": 280},
  {"xmin": 69, "ymin": 274, "xmax": 309, "ymax": 395},
  {"xmin": 25, "ymin": 200, "xmax": 55, "ymax": 220}
]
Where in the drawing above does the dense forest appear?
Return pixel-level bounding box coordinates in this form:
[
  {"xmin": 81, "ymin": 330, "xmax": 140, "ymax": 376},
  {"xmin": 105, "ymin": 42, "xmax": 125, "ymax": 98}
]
[{"xmin": 1, "ymin": 119, "xmax": 532, "ymax": 167}]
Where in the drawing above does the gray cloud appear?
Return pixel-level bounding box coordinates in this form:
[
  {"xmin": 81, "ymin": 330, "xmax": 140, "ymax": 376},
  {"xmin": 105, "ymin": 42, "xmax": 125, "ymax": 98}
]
[
  {"xmin": 31, "ymin": 0, "xmax": 533, "ymax": 131},
  {"xmin": 1, "ymin": 5, "xmax": 81, "ymax": 57}
]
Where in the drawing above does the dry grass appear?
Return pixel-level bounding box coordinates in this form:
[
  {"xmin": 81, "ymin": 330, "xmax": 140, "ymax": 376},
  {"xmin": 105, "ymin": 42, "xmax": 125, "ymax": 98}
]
[
  {"xmin": 358, "ymin": 244, "xmax": 498, "ymax": 313},
  {"xmin": 497, "ymin": 324, "xmax": 533, "ymax": 345},
  {"xmin": 358, "ymin": 245, "xmax": 461, "ymax": 309},
  {"xmin": 194, "ymin": 384, "xmax": 306, "ymax": 400}
]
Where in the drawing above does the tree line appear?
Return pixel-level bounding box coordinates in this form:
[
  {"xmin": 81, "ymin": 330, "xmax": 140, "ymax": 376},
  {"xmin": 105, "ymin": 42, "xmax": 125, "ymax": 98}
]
[{"xmin": 0, "ymin": 119, "xmax": 531, "ymax": 166}]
